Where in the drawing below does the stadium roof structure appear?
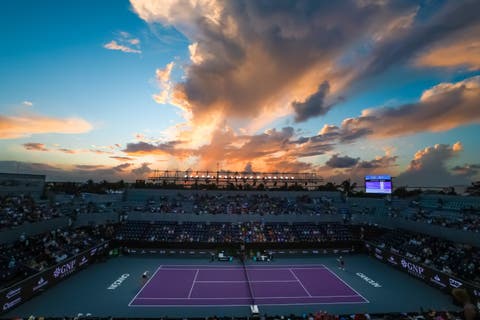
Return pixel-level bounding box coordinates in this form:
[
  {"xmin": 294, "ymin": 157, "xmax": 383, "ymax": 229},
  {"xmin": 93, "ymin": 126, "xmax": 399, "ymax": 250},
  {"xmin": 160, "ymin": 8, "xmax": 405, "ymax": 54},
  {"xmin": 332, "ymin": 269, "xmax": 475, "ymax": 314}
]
[{"xmin": 147, "ymin": 170, "xmax": 323, "ymax": 189}]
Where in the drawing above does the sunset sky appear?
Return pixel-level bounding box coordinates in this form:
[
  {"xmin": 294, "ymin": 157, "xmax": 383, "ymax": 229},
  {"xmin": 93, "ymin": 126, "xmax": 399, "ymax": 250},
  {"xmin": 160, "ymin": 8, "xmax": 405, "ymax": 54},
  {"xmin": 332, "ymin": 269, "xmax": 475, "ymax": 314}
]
[{"xmin": 1, "ymin": 0, "xmax": 479, "ymax": 186}]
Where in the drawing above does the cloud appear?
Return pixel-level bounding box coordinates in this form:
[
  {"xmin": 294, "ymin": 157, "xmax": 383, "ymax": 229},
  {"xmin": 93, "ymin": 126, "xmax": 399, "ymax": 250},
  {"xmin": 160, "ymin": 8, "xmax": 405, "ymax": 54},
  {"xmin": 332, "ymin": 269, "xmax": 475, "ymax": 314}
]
[
  {"xmin": 22, "ymin": 101, "xmax": 33, "ymax": 107},
  {"xmin": 153, "ymin": 62, "xmax": 175, "ymax": 104},
  {"xmin": 0, "ymin": 113, "xmax": 93, "ymax": 139},
  {"xmin": 23, "ymin": 142, "xmax": 49, "ymax": 151},
  {"xmin": 336, "ymin": 76, "xmax": 480, "ymax": 139},
  {"xmin": 113, "ymin": 163, "xmax": 132, "ymax": 172},
  {"xmin": 414, "ymin": 21, "xmax": 480, "ymax": 71},
  {"xmin": 123, "ymin": 140, "xmax": 189, "ymax": 157},
  {"xmin": 326, "ymin": 154, "xmax": 359, "ymax": 168},
  {"xmin": 75, "ymin": 164, "xmax": 105, "ymax": 170},
  {"xmin": 0, "ymin": 161, "xmax": 152, "ymax": 182},
  {"xmin": 356, "ymin": 1, "xmax": 480, "ymax": 80},
  {"xmin": 292, "ymin": 81, "xmax": 332, "ymax": 123},
  {"xmin": 131, "ymin": 162, "xmax": 153, "ymax": 176},
  {"xmin": 451, "ymin": 164, "xmax": 480, "ymax": 176},
  {"xmin": 104, "ymin": 40, "xmax": 141, "ymax": 54},
  {"xmin": 89, "ymin": 149, "xmax": 114, "ymax": 155},
  {"xmin": 104, "ymin": 31, "xmax": 142, "ymax": 54},
  {"xmin": 131, "ymin": 0, "xmax": 419, "ymax": 133},
  {"xmin": 58, "ymin": 148, "xmax": 77, "ymax": 154},
  {"xmin": 122, "ymin": 126, "xmax": 335, "ymax": 171},
  {"xmin": 395, "ymin": 142, "xmax": 472, "ymax": 187},
  {"xmin": 110, "ymin": 156, "xmax": 135, "ymax": 162}
]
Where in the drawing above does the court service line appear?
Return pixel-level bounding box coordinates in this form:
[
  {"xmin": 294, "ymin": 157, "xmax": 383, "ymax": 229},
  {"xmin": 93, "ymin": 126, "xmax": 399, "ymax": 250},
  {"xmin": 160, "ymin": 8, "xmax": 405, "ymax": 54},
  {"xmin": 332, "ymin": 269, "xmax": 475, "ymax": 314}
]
[
  {"xmin": 135, "ymin": 294, "xmax": 361, "ymax": 300},
  {"xmin": 161, "ymin": 267, "xmax": 328, "ymax": 271},
  {"xmin": 128, "ymin": 265, "xmax": 163, "ymax": 307},
  {"xmin": 160, "ymin": 264, "xmax": 327, "ymax": 268},
  {"xmin": 194, "ymin": 280, "xmax": 298, "ymax": 283},
  {"xmin": 187, "ymin": 269, "xmax": 200, "ymax": 299},
  {"xmin": 321, "ymin": 266, "xmax": 370, "ymax": 303},
  {"xmin": 289, "ymin": 269, "xmax": 312, "ymax": 297}
]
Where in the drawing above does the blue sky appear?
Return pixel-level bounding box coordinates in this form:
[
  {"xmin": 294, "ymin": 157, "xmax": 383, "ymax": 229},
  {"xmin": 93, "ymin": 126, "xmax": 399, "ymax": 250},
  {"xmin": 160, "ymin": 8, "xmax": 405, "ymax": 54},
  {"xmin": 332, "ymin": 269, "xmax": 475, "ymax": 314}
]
[{"xmin": 0, "ymin": 0, "xmax": 479, "ymax": 186}]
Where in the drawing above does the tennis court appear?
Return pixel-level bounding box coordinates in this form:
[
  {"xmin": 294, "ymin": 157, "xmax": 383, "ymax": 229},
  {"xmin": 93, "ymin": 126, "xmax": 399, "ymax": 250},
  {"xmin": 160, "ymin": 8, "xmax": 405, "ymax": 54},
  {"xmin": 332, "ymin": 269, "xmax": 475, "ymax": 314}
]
[{"xmin": 129, "ymin": 264, "xmax": 368, "ymax": 307}]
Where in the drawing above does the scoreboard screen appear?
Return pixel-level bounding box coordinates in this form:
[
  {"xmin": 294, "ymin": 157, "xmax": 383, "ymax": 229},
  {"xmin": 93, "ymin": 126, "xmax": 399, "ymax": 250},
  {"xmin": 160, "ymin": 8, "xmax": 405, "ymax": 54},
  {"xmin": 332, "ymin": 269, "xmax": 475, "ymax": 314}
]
[{"xmin": 365, "ymin": 175, "xmax": 392, "ymax": 194}]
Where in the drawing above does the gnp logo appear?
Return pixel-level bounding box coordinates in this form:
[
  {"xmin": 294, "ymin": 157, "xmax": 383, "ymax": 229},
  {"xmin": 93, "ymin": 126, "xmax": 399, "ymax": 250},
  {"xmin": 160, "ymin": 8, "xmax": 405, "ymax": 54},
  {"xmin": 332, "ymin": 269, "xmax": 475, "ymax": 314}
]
[
  {"xmin": 430, "ymin": 274, "xmax": 446, "ymax": 288},
  {"xmin": 387, "ymin": 256, "xmax": 398, "ymax": 265},
  {"xmin": 53, "ymin": 260, "xmax": 76, "ymax": 278},
  {"xmin": 400, "ymin": 259, "xmax": 425, "ymax": 279},
  {"xmin": 449, "ymin": 278, "xmax": 463, "ymax": 288},
  {"xmin": 33, "ymin": 277, "xmax": 48, "ymax": 292},
  {"xmin": 5, "ymin": 287, "xmax": 21, "ymax": 299}
]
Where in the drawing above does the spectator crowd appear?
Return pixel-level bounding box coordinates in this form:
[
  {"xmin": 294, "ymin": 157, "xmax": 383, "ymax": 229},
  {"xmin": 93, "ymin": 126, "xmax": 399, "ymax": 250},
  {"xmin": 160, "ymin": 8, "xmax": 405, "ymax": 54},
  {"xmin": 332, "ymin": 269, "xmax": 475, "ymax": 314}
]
[{"xmin": 366, "ymin": 226, "xmax": 480, "ymax": 285}]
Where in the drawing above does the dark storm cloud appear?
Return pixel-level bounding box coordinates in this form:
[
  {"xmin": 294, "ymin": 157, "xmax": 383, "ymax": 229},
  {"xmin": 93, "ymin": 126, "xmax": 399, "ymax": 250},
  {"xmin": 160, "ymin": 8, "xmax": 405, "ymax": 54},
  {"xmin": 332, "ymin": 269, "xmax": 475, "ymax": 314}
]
[
  {"xmin": 292, "ymin": 81, "xmax": 332, "ymax": 123},
  {"xmin": 326, "ymin": 154, "xmax": 360, "ymax": 168}
]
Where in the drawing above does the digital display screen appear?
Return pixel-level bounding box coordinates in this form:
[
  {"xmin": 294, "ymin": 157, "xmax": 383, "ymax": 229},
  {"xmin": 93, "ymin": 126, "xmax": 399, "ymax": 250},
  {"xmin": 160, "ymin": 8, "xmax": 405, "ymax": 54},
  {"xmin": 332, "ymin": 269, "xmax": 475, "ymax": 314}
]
[{"xmin": 365, "ymin": 175, "xmax": 392, "ymax": 194}]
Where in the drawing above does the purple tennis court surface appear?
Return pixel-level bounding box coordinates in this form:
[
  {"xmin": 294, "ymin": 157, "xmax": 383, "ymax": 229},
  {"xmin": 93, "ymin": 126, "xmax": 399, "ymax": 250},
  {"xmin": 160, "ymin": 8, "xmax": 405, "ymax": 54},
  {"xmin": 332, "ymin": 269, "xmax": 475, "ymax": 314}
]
[{"xmin": 129, "ymin": 264, "xmax": 368, "ymax": 307}]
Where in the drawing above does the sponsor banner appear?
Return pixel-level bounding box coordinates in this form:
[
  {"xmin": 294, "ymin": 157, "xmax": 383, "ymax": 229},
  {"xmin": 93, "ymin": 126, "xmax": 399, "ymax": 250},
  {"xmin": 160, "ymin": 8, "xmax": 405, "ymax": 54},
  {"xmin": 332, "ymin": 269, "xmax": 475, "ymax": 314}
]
[
  {"xmin": 430, "ymin": 274, "xmax": 447, "ymax": 288},
  {"xmin": 365, "ymin": 242, "xmax": 480, "ymax": 299},
  {"xmin": 5, "ymin": 287, "xmax": 21, "ymax": 300},
  {"xmin": 400, "ymin": 259, "xmax": 425, "ymax": 279},
  {"xmin": 449, "ymin": 278, "xmax": 463, "ymax": 289},
  {"xmin": 387, "ymin": 255, "xmax": 398, "ymax": 265},
  {"xmin": 0, "ymin": 241, "xmax": 108, "ymax": 315},
  {"xmin": 2, "ymin": 297, "xmax": 21, "ymax": 311},
  {"xmin": 53, "ymin": 260, "xmax": 76, "ymax": 279},
  {"xmin": 32, "ymin": 277, "xmax": 48, "ymax": 292}
]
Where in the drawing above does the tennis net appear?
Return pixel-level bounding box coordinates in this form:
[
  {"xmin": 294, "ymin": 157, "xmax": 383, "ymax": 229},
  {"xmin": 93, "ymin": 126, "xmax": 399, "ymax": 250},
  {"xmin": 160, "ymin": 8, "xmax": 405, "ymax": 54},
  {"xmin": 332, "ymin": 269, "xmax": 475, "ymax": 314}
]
[{"xmin": 242, "ymin": 256, "xmax": 255, "ymax": 306}]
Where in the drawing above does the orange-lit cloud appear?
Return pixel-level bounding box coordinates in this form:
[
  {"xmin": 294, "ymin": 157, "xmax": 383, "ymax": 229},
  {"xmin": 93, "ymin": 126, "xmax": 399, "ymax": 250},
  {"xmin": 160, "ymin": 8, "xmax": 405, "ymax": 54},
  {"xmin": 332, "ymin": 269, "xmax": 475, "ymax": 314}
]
[
  {"xmin": 415, "ymin": 25, "xmax": 480, "ymax": 71},
  {"xmin": 337, "ymin": 76, "xmax": 480, "ymax": 139},
  {"xmin": 153, "ymin": 61, "xmax": 175, "ymax": 104},
  {"xmin": 131, "ymin": 0, "xmax": 422, "ymax": 140},
  {"xmin": 0, "ymin": 114, "xmax": 92, "ymax": 139}
]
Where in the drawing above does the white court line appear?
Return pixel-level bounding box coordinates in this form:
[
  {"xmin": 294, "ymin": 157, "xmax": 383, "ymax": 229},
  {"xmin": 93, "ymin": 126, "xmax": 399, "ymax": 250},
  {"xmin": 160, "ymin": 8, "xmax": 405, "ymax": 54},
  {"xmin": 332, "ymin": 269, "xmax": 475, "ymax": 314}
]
[
  {"xmin": 194, "ymin": 280, "xmax": 298, "ymax": 283},
  {"xmin": 161, "ymin": 264, "xmax": 327, "ymax": 268},
  {"xmin": 128, "ymin": 265, "xmax": 163, "ymax": 307},
  {"xmin": 289, "ymin": 269, "xmax": 312, "ymax": 297},
  {"xmin": 129, "ymin": 300, "xmax": 368, "ymax": 307},
  {"xmin": 187, "ymin": 269, "xmax": 199, "ymax": 299},
  {"xmin": 321, "ymin": 265, "xmax": 370, "ymax": 303},
  {"xmin": 135, "ymin": 294, "xmax": 361, "ymax": 299},
  {"xmin": 161, "ymin": 267, "xmax": 328, "ymax": 271}
]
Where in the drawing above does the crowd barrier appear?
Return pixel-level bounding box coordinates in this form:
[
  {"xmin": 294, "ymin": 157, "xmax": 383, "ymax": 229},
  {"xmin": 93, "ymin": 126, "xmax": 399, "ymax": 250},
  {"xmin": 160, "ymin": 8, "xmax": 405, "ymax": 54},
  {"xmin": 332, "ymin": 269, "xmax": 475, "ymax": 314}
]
[
  {"xmin": 0, "ymin": 242, "xmax": 109, "ymax": 315},
  {"xmin": 365, "ymin": 242, "xmax": 480, "ymax": 301},
  {"xmin": 124, "ymin": 247, "xmax": 356, "ymax": 257}
]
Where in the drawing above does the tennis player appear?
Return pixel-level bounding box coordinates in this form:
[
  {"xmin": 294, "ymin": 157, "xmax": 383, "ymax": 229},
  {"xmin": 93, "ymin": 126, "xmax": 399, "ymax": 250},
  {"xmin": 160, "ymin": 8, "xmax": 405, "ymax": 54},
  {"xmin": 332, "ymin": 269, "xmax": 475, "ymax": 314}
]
[
  {"xmin": 337, "ymin": 256, "xmax": 345, "ymax": 270},
  {"xmin": 141, "ymin": 270, "xmax": 149, "ymax": 285}
]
